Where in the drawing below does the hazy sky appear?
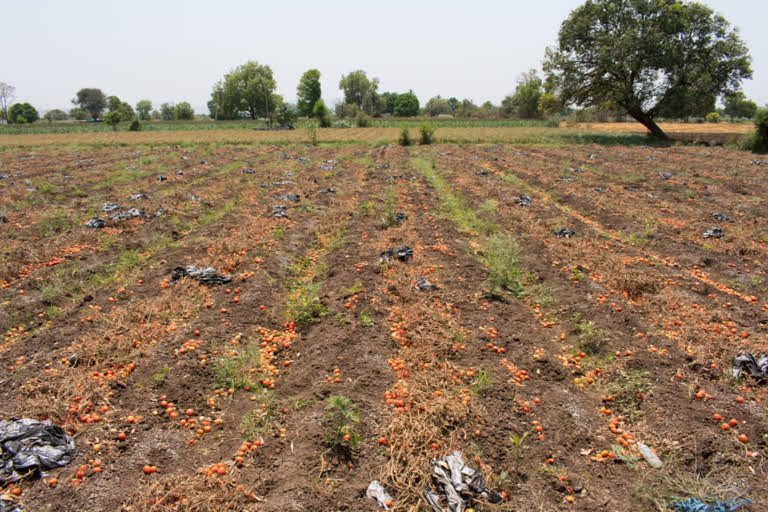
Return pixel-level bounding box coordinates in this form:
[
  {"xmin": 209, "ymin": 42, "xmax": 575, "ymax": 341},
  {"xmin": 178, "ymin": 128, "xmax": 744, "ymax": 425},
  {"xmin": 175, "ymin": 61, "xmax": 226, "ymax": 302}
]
[{"xmin": 5, "ymin": 0, "xmax": 767, "ymax": 114}]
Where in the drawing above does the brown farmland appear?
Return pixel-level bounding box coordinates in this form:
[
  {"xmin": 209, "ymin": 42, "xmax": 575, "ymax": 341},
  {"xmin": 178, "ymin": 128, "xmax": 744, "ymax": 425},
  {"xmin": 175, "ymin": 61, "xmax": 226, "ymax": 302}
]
[{"xmin": 0, "ymin": 141, "xmax": 767, "ymax": 511}]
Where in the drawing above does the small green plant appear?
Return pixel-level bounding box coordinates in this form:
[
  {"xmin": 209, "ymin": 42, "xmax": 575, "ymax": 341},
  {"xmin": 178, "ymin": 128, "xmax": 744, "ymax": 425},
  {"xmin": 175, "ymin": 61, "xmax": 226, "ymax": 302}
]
[
  {"xmin": 473, "ymin": 369, "xmax": 492, "ymax": 396},
  {"xmin": 602, "ymin": 370, "xmax": 652, "ymax": 422},
  {"xmin": 324, "ymin": 395, "xmax": 361, "ymax": 449},
  {"xmin": 129, "ymin": 119, "xmax": 141, "ymax": 131},
  {"xmin": 573, "ymin": 315, "xmax": 604, "ymax": 354},
  {"xmin": 480, "ymin": 233, "xmax": 524, "ymax": 297},
  {"xmin": 153, "ymin": 366, "xmax": 170, "ymax": 384},
  {"xmin": 240, "ymin": 393, "xmax": 278, "ymax": 440},
  {"xmin": 611, "ymin": 444, "xmax": 639, "ymax": 467},
  {"xmin": 359, "ymin": 310, "xmax": 375, "ymax": 327},
  {"xmin": 480, "ymin": 199, "xmax": 497, "ymax": 213},
  {"xmin": 419, "ymin": 121, "xmax": 436, "ymax": 144},
  {"xmin": 570, "ymin": 267, "xmax": 584, "ymax": 282},
  {"xmin": 508, "ymin": 431, "xmax": 529, "ymax": 459},
  {"xmin": 341, "ymin": 281, "xmax": 364, "ymax": 297},
  {"xmin": 213, "ymin": 344, "xmax": 260, "ymax": 391},
  {"xmin": 359, "ymin": 201, "xmax": 375, "ymax": 217},
  {"xmin": 398, "ymin": 125, "xmax": 411, "ymax": 146}
]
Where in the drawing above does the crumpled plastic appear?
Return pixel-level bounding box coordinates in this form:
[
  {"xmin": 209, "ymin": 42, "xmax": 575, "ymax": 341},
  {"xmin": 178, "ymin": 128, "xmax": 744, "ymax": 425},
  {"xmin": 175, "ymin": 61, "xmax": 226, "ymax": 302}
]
[
  {"xmin": 109, "ymin": 208, "xmax": 145, "ymax": 221},
  {"xmin": 260, "ymin": 181, "xmax": 295, "ymax": 188},
  {"xmin": 317, "ymin": 188, "xmax": 336, "ymax": 194},
  {"xmin": 390, "ymin": 175, "xmax": 418, "ymax": 181},
  {"xmin": 103, "ymin": 203, "xmax": 121, "ymax": 212},
  {"xmin": 570, "ymin": 167, "xmax": 583, "ymax": 174},
  {"xmin": 188, "ymin": 194, "xmax": 202, "ymax": 201},
  {"xmin": 751, "ymin": 160, "xmax": 766, "ymax": 166},
  {"xmin": 280, "ymin": 194, "xmax": 300, "ymax": 202},
  {"xmin": 422, "ymin": 451, "xmax": 503, "ymax": 512},
  {"xmin": 514, "ymin": 195, "xmax": 532, "ymax": 207},
  {"xmin": 659, "ymin": 173, "xmax": 673, "ymax": 180},
  {"xmin": 0, "ymin": 496, "xmax": 25, "ymax": 512},
  {"xmin": 703, "ymin": 227, "xmax": 723, "ymax": 239},
  {"xmin": 380, "ymin": 246, "xmax": 413, "ymax": 263},
  {"xmin": 394, "ymin": 213, "xmax": 408, "ymax": 223},
  {"xmin": 711, "ymin": 213, "xmax": 731, "ymax": 222},
  {"xmin": 86, "ymin": 218, "xmax": 106, "ymax": 228},
  {"xmin": 366, "ymin": 480, "xmax": 393, "ymax": 510},
  {"xmin": 269, "ymin": 206, "xmax": 288, "ymax": 218},
  {"xmin": 475, "ymin": 169, "xmax": 490, "ymax": 176},
  {"xmin": 129, "ymin": 193, "xmax": 151, "ymax": 200},
  {"xmin": 0, "ymin": 213, "xmax": 6, "ymax": 223},
  {"xmin": 731, "ymin": 351, "xmax": 768, "ymax": 381},
  {"xmin": 0, "ymin": 418, "xmax": 77, "ymax": 485},
  {"xmin": 169, "ymin": 266, "xmax": 232, "ymax": 286},
  {"xmin": 555, "ymin": 228, "xmax": 575, "ymax": 238},
  {"xmin": 666, "ymin": 497, "xmax": 751, "ymax": 512},
  {"xmin": 242, "ymin": 168, "xmax": 255, "ymax": 174},
  {"xmin": 416, "ymin": 276, "xmax": 439, "ymax": 291},
  {"xmin": 157, "ymin": 175, "xmax": 167, "ymax": 182}
]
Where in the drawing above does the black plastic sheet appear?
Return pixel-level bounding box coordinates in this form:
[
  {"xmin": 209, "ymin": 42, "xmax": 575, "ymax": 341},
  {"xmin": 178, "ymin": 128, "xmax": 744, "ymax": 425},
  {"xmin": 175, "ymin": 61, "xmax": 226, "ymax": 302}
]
[{"xmin": 0, "ymin": 419, "xmax": 77, "ymax": 485}]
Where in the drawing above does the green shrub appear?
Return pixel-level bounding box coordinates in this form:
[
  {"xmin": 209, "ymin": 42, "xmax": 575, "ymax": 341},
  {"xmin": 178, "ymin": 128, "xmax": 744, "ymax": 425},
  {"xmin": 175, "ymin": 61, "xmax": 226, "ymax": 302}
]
[
  {"xmin": 398, "ymin": 125, "xmax": 411, "ymax": 146},
  {"xmin": 744, "ymin": 107, "xmax": 768, "ymax": 153},
  {"xmin": 705, "ymin": 112, "xmax": 720, "ymax": 123},
  {"xmin": 129, "ymin": 120, "xmax": 141, "ymax": 131},
  {"xmin": 275, "ymin": 103, "xmax": 297, "ymax": 127},
  {"xmin": 355, "ymin": 112, "xmax": 372, "ymax": 127},
  {"xmin": 324, "ymin": 396, "xmax": 361, "ymax": 449},
  {"xmin": 419, "ymin": 122, "xmax": 436, "ymax": 144},
  {"xmin": 312, "ymin": 99, "xmax": 332, "ymax": 128},
  {"xmin": 104, "ymin": 111, "xmax": 122, "ymax": 130}
]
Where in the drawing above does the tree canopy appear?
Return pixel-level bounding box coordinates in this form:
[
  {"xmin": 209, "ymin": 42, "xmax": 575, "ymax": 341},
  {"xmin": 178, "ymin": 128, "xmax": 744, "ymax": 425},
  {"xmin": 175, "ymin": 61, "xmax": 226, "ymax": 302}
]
[
  {"xmin": 543, "ymin": 0, "xmax": 752, "ymax": 138},
  {"xmin": 393, "ymin": 91, "xmax": 420, "ymax": 117},
  {"xmin": 502, "ymin": 70, "xmax": 544, "ymax": 119},
  {"xmin": 107, "ymin": 95, "xmax": 136, "ymax": 121},
  {"xmin": 339, "ymin": 70, "xmax": 378, "ymax": 112},
  {"xmin": 73, "ymin": 88, "xmax": 107, "ymax": 120},
  {"xmin": 43, "ymin": 109, "xmax": 68, "ymax": 122},
  {"xmin": 723, "ymin": 91, "xmax": 758, "ymax": 120},
  {"xmin": 297, "ymin": 69, "xmax": 321, "ymax": 117},
  {"xmin": 9, "ymin": 102, "xmax": 38, "ymax": 123},
  {"xmin": 136, "ymin": 100, "xmax": 153, "ymax": 121},
  {"xmin": 209, "ymin": 61, "xmax": 279, "ymax": 120}
]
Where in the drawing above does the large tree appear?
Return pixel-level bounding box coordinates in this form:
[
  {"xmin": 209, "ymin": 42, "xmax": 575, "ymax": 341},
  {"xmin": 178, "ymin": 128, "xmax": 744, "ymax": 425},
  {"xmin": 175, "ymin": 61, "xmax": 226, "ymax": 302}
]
[
  {"xmin": 73, "ymin": 88, "xmax": 107, "ymax": 120},
  {"xmin": 296, "ymin": 69, "xmax": 321, "ymax": 117},
  {"xmin": 502, "ymin": 70, "xmax": 544, "ymax": 119},
  {"xmin": 0, "ymin": 82, "xmax": 15, "ymax": 121},
  {"xmin": 107, "ymin": 95, "xmax": 136, "ymax": 121},
  {"xmin": 136, "ymin": 100, "xmax": 153, "ymax": 121},
  {"xmin": 339, "ymin": 70, "xmax": 378, "ymax": 110},
  {"xmin": 393, "ymin": 91, "xmax": 420, "ymax": 117},
  {"xmin": 9, "ymin": 102, "xmax": 39, "ymax": 123},
  {"xmin": 543, "ymin": 0, "xmax": 752, "ymax": 138},
  {"xmin": 210, "ymin": 61, "xmax": 278, "ymax": 120},
  {"xmin": 723, "ymin": 91, "xmax": 758, "ymax": 120}
]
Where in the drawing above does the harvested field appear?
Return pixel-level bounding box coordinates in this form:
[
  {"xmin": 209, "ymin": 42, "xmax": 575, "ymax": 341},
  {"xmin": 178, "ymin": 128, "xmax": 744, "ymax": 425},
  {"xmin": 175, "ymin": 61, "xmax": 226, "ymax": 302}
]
[{"xmin": 1, "ymin": 142, "xmax": 767, "ymax": 511}]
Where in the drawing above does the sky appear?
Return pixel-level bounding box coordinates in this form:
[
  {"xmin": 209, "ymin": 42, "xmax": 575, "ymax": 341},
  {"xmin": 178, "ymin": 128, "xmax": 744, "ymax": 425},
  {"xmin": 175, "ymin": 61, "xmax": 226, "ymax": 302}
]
[{"xmin": 4, "ymin": 0, "xmax": 767, "ymax": 115}]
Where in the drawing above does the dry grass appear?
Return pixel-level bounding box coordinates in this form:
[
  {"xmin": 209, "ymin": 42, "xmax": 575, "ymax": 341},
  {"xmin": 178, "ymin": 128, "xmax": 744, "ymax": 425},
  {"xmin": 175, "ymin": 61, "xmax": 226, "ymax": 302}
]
[{"xmin": 571, "ymin": 121, "xmax": 753, "ymax": 134}]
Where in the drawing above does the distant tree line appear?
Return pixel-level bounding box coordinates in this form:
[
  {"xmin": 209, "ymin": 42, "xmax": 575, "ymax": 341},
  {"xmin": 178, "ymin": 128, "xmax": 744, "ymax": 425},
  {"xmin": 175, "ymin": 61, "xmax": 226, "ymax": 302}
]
[{"xmin": 0, "ymin": 0, "xmax": 764, "ymax": 138}]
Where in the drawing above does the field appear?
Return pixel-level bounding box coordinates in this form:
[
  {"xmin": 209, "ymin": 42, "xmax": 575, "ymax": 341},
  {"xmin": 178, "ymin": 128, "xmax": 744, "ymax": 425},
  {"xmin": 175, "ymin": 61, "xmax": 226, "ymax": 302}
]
[{"xmin": 1, "ymin": 139, "xmax": 767, "ymax": 511}]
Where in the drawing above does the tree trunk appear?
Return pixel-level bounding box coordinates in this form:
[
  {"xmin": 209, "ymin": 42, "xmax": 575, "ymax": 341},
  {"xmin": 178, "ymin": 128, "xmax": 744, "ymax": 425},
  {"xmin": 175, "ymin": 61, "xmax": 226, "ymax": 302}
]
[{"xmin": 627, "ymin": 109, "xmax": 667, "ymax": 139}]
